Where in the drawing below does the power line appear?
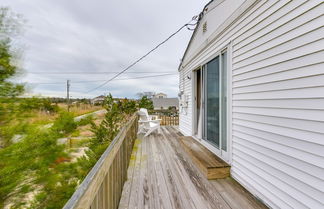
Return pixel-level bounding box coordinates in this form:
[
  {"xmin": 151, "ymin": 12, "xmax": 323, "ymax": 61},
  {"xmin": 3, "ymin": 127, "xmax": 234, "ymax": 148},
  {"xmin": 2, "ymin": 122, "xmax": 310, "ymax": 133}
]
[
  {"xmin": 85, "ymin": 16, "xmax": 198, "ymax": 93},
  {"xmin": 27, "ymin": 71, "xmax": 175, "ymax": 74},
  {"xmin": 28, "ymin": 73, "xmax": 177, "ymax": 85},
  {"xmin": 114, "ymin": 73, "xmax": 177, "ymax": 81}
]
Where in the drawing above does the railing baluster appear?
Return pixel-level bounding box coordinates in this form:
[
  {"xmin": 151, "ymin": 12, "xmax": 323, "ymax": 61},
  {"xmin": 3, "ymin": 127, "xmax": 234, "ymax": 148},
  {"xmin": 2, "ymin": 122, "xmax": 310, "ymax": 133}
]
[
  {"xmin": 104, "ymin": 173, "xmax": 109, "ymax": 208},
  {"xmin": 158, "ymin": 113, "xmax": 179, "ymax": 126},
  {"xmin": 108, "ymin": 166, "xmax": 113, "ymax": 209},
  {"xmin": 98, "ymin": 184, "xmax": 103, "ymax": 209}
]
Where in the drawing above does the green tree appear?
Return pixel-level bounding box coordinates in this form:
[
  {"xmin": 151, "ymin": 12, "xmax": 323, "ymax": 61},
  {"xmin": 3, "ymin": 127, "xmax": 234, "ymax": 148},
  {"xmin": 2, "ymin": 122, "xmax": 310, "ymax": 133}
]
[
  {"xmin": 0, "ymin": 7, "xmax": 25, "ymax": 97},
  {"xmin": 0, "ymin": 7, "xmax": 25, "ymax": 146},
  {"xmin": 90, "ymin": 94, "xmax": 122, "ymax": 158},
  {"xmin": 18, "ymin": 97, "xmax": 59, "ymax": 113},
  {"xmin": 51, "ymin": 111, "xmax": 77, "ymax": 135},
  {"xmin": 120, "ymin": 98, "xmax": 137, "ymax": 114},
  {"xmin": 138, "ymin": 96, "xmax": 154, "ymax": 111}
]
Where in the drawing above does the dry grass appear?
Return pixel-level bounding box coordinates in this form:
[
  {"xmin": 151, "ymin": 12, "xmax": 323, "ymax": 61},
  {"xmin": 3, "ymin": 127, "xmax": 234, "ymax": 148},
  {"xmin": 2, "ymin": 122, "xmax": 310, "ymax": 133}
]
[
  {"xmin": 25, "ymin": 104, "xmax": 102, "ymax": 125},
  {"xmin": 58, "ymin": 104, "xmax": 102, "ymax": 116},
  {"xmin": 27, "ymin": 111, "xmax": 58, "ymax": 125}
]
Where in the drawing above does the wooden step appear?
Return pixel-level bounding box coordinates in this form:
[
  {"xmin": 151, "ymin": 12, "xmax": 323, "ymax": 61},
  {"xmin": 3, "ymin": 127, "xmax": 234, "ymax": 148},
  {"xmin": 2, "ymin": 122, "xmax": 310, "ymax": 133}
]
[{"xmin": 178, "ymin": 136, "xmax": 230, "ymax": 180}]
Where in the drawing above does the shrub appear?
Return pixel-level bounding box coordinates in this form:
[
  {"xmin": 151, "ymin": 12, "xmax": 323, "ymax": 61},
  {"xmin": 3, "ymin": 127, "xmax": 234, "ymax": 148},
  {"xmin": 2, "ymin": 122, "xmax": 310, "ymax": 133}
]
[
  {"xmin": 41, "ymin": 98, "xmax": 59, "ymax": 113},
  {"xmin": 91, "ymin": 94, "xmax": 120, "ymax": 145},
  {"xmin": 77, "ymin": 115, "xmax": 93, "ymax": 126},
  {"xmin": 0, "ymin": 93, "xmax": 139, "ymax": 208},
  {"xmin": 18, "ymin": 97, "xmax": 59, "ymax": 113},
  {"xmin": 138, "ymin": 96, "xmax": 153, "ymax": 110},
  {"xmin": 0, "ymin": 127, "xmax": 65, "ymax": 207},
  {"xmin": 51, "ymin": 111, "xmax": 77, "ymax": 134},
  {"xmin": 120, "ymin": 98, "xmax": 137, "ymax": 114}
]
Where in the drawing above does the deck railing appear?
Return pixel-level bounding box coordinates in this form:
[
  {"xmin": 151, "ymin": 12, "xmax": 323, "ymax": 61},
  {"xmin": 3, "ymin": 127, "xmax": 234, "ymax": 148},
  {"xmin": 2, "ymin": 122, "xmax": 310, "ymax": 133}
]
[
  {"xmin": 63, "ymin": 114, "xmax": 138, "ymax": 209},
  {"xmin": 150, "ymin": 110, "xmax": 179, "ymax": 126},
  {"xmin": 159, "ymin": 115, "xmax": 179, "ymax": 126}
]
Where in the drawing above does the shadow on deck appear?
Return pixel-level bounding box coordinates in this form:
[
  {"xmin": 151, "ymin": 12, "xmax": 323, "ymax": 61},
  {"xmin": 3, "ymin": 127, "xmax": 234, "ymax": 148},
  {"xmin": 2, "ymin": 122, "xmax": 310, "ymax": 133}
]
[{"xmin": 118, "ymin": 126, "xmax": 267, "ymax": 209}]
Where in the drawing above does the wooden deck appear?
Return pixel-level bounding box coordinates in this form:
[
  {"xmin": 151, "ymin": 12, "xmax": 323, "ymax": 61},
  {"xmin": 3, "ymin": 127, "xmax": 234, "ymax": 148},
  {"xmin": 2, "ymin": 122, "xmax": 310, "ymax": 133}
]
[{"xmin": 118, "ymin": 126, "xmax": 267, "ymax": 209}]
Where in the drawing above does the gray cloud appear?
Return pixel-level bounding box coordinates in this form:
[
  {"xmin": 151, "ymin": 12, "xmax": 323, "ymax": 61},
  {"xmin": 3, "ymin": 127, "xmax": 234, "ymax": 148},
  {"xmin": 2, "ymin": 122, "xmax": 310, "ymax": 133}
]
[{"xmin": 3, "ymin": 0, "xmax": 209, "ymax": 98}]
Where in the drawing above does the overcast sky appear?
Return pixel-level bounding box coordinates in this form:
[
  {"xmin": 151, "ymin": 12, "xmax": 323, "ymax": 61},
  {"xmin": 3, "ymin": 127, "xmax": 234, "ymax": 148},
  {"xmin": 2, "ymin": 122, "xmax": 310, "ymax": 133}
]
[{"xmin": 3, "ymin": 0, "xmax": 209, "ymax": 98}]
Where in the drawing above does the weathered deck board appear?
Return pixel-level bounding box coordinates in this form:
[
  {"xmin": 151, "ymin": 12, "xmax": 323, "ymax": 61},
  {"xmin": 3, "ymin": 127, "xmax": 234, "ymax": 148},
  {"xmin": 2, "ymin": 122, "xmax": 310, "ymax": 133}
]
[
  {"xmin": 119, "ymin": 126, "xmax": 268, "ymax": 209},
  {"xmin": 118, "ymin": 140, "xmax": 138, "ymax": 208},
  {"xmin": 150, "ymin": 133, "xmax": 177, "ymax": 209},
  {"xmin": 158, "ymin": 127, "xmax": 201, "ymax": 209},
  {"xmin": 146, "ymin": 136, "xmax": 161, "ymax": 209},
  {"xmin": 127, "ymin": 139, "xmax": 143, "ymax": 208}
]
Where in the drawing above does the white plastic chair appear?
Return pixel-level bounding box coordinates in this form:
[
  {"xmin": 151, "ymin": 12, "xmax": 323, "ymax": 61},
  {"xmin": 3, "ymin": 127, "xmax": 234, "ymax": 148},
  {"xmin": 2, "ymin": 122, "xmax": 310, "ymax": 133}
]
[{"xmin": 138, "ymin": 108, "xmax": 161, "ymax": 136}]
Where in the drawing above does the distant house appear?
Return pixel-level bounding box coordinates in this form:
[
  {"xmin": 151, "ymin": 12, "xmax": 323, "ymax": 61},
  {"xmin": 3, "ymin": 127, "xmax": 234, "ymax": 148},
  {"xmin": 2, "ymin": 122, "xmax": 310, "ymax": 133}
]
[
  {"xmin": 91, "ymin": 95, "xmax": 105, "ymax": 105},
  {"xmin": 154, "ymin": 93, "xmax": 167, "ymax": 99},
  {"xmin": 151, "ymin": 97, "xmax": 178, "ymax": 110}
]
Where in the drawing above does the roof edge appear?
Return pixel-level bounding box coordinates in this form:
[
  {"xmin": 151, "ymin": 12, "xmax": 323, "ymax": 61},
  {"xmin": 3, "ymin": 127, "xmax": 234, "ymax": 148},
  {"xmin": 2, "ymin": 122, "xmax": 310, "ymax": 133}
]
[{"xmin": 178, "ymin": 0, "xmax": 214, "ymax": 72}]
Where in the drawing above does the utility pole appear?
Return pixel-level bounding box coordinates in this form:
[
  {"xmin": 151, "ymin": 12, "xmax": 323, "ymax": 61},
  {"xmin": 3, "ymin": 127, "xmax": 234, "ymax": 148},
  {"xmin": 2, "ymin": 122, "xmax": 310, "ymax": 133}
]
[{"xmin": 67, "ymin": 80, "xmax": 70, "ymax": 112}]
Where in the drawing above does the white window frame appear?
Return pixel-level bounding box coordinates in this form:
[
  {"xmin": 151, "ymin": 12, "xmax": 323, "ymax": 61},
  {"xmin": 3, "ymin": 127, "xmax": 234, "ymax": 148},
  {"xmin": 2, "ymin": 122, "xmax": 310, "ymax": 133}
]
[{"xmin": 190, "ymin": 41, "xmax": 233, "ymax": 164}]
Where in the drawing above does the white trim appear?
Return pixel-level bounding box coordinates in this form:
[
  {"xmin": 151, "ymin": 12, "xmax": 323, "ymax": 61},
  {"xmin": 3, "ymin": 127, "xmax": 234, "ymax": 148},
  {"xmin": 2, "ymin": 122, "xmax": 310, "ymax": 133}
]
[
  {"xmin": 219, "ymin": 49, "xmax": 228, "ymax": 162},
  {"xmin": 228, "ymin": 41, "xmax": 233, "ymax": 164},
  {"xmin": 191, "ymin": 135, "xmax": 219, "ymax": 153},
  {"xmin": 190, "ymin": 43, "xmax": 232, "ymax": 164},
  {"xmin": 192, "ymin": 135, "xmax": 226, "ymax": 163},
  {"xmin": 204, "ymin": 0, "xmax": 226, "ymax": 15},
  {"xmin": 180, "ymin": 0, "xmax": 259, "ymax": 70},
  {"xmin": 191, "ymin": 69, "xmax": 196, "ymax": 136}
]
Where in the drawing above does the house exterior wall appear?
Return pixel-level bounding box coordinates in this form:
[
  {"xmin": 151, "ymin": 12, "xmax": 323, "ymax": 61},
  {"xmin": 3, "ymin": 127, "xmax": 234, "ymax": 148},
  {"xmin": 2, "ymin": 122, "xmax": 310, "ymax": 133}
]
[
  {"xmin": 179, "ymin": 71, "xmax": 192, "ymax": 135},
  {"xmin": 154, "ymin": 93, "xmax": 167, "ymax": 98},
  {"xmin": 179, "ymin": 0, "xmax": 324, "ymax": 208},
  {"xmin": 152, "ymin": 98, "xmax": 179, "ymax": 110}
]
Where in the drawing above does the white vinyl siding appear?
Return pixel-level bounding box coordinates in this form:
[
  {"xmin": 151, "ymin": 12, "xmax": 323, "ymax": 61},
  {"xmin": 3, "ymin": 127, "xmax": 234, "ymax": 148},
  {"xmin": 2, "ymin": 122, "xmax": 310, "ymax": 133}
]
[
  {"xmin": 179, "ymin": 0, "xmax": 324, "ymax": 208},
  {"xmin": 179, "ymin": 71, "xmax": 193, "ymax": 136}
]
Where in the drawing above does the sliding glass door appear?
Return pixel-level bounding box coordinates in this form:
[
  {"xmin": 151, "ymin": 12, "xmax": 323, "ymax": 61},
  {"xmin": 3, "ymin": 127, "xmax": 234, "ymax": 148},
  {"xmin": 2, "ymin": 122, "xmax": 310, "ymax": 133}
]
[
  {"xmin": 202, "ymin": 50, "xmax": 228, "ymax": 156},
  {"xmin": 204, "ymin": 56, "xmax": 220, "ymax": 147}
]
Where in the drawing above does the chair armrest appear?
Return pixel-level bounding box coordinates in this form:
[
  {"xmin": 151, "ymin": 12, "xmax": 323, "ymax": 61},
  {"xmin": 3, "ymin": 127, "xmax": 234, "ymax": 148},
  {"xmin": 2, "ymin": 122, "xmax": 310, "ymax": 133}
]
[
  {"xmin": 139, "ymin": 119, "xmax": 162, "ymax": 123},
  {"xmin": 150, "ymin": 119, "xmax": 161, "ymax": 124}
]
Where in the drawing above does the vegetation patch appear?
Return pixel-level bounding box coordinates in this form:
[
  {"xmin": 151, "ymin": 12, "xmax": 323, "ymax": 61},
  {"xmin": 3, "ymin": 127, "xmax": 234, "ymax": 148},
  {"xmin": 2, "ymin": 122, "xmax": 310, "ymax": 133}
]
[{"xmin": 0, "ymin": 94, "xmax": 141, "ymax": 208}]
